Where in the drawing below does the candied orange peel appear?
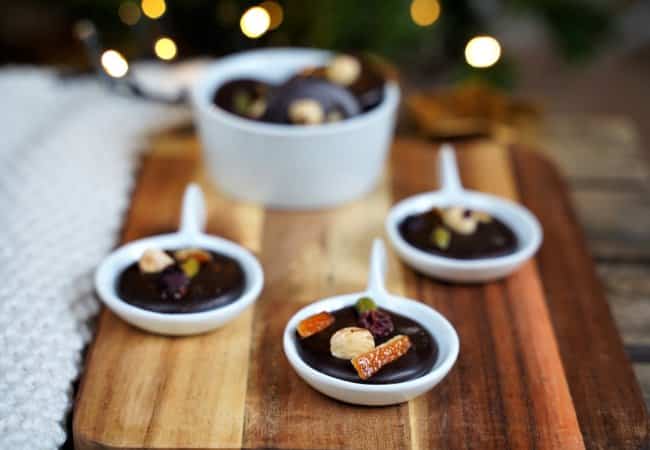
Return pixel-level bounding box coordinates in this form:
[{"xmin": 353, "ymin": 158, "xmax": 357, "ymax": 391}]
[
  {"xmin": 296, "ymin": 311, "xmax": 335, "ymax": 338},
  {"xmin": 174, "ymin": 248, "xmax": 213, "ymax": 263},
  {"xmin": 351, "ymin": 334, "xmax": 412, "ymax": 380}
]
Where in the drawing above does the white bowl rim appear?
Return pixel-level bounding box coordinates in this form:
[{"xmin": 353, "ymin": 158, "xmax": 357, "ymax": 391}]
[
  {"xmin": 283, "ymin": 291, "xmax": 460, "ymax": 393},
  {"xmin": 190, "ymin": 47, "xmax": 401, "ymax": 138}
]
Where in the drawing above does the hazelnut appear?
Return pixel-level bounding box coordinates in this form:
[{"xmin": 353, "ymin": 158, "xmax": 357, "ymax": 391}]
[
  {"xmin": 139, "ymin": 248, "xmax": 174, "ymax": 273},
  {"xmin": 441, "ymin": 207, "xmax": 477, "ymax": 235},
  {"xmin": 288, "ymin": 98, "xmax": 324, "ymax": 125},
  {"xmin": 326, "ymin": 54, "xmax": 361, "ymax": 86},
  {"xmin": 330, "ymin": 326, "xmax": 375, "ymax": 360},
  {"xmin": 247, "ymin": 98, "xmax": 267, "ymax": 119}
]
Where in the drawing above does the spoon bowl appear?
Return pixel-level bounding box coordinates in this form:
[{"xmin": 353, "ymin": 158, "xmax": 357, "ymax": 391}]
[
  {"xmin": 283, "ymin": 239, "xmax": 459, "ymax": 405},
  {"xmin": 385, "ymin": 145, "xmax": 542, "ymax": 282},
  {"xmin": 95, "ymin": 184, "xmax": 264, "ymax": 335}
]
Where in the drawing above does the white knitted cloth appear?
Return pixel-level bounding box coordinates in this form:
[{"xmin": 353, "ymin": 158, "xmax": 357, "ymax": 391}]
[{"xmin": 0, "ymin": 68, "xmax": 188, "ymax": 449}]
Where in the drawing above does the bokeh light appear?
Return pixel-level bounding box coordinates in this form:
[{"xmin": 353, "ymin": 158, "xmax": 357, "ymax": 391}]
[
  {"xmin": 154, "ymin": 37, "xmax": 177, "ymax": 60},
  {"xmin": 101, "ymin": 50, "xmax": 129, "ymax": 78},
  {"xmin": 74, "ymin": 20, "xmax": 95, "ymax": 40},
  {"xmin": 141, "ymin": 0, "xmax": 166, "ymax": 19},
  {"xmin": 240, "ymin": 6, "xmax": 270, "ymax": 39},
  {"xmin": 118, "ymin": 2, "xmax": 141, "ymax": 25},
  {"xmin": 464, "ymin": 35, "xmax": 502, "ymax": 68},
  {"xmin": 260, "ymin": 1, "xmax": 283, "ymax": 30},
  {"xmin": 410, "ymin": 0, "xmax": 440, "ymax": 27}
]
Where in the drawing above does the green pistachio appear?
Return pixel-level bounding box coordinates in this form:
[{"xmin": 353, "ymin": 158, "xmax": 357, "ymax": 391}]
[
  {"xmin": 180, "ymin": 258, "xmax": 200, "ymax": 278},
  {"xmin": 355, "ymin": 296, "xmax": 377, "ymax": 314},
  {"xmin": 431, "ymin": 226, "xmax": 451, "ymax": 250},
  {"xmin": 232, "ymin": 90, "xmax": 251, "ymax": 116}
]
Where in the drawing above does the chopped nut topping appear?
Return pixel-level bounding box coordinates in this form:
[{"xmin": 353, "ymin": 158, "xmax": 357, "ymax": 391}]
[
  {"xmin": 139, "ymin": 248, "xmax": 174, "ymax": 273},
  {"xmin": 441, "ymin": 207, "xmax": 478, "ymax": 235},
  {"xmin": 297, "ymin": 311, "xmax": 335, "ymax": 338},
  {"xmin": 330, "ymin": 326, "xmax": 375, "ymax": 360},
  {"xmin": 431, "ymin": 226, "xmax": 451, "ymax": 249},
  {"xmin": 180, "ymin": 258, "xmax": 200, "ymax": 278},
  {"xmin": 174, "ymin": 248, "xmax": 212, "ymax": 263},
  {"xmin": 351, "ymin": 334, "xmax": 412, "ymax": 380},
  {"xmin": 326, "ymin": 54, "xmax": 361, "ymax": 86},
  {"xmin": 288, "ymin": 98, "xmax": 324, "ymax": 125},
  {"xmin": 231, "ymin": 89, "xmax": 267, "ymax": 119},
  {"xmin": 355, "ymin": 296, "xmax": 377, "ymax": 314},
  {"xmin": 232, "ymin": 90, "xmax": 252, "ymax": 116},
  {"xmin": 247, "ymin": 98, "xmax": 267, "ymax": 119}
]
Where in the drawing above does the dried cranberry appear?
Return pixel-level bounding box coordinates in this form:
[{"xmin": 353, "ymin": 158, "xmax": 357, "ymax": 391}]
[
  {"xmin": 157, "ymin": 266, "xmax": 190, "ymax": 300},
  {"xmin": 358, "ymin": 310, "xmax": 394, "ymax": 338}
]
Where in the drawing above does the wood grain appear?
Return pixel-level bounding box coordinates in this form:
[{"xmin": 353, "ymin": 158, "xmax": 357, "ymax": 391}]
[
  {"xmin": 74, "ymin": 140, "xmax": 263, "ymax": 449},
  {"xmin": 512, "ymin": 149, "xmax": 650, "ymax": 449},
  {"xmin": 516, "ymin": 114, "xmax": 650, "ymax": 263},
  {"xmin": 391, "ymin": 140, "xmax": 584, "ymax": 449},
  {"xmin": 73, "ymin": 134, "xmax": 648, "ymax": 449},
  {"xmin": 242, "ymin": 174, "xmax": 412, "ymax": 450}
]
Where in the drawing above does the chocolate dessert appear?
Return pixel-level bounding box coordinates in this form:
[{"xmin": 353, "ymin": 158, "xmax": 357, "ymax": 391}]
[
  {"xmin": 399, "ymin": 206, "xmax": 517, "ymax": 259},
  {"xmin": 295, "ymin": 297, "xmax": 437, "ymax": 384},
  {"xmin": 117, "ymin": 248, "xmax": 245, "ymax": 313},
  {"xmin": 212, "ymin": 54, "xmax": 385, "ymax": 125}
]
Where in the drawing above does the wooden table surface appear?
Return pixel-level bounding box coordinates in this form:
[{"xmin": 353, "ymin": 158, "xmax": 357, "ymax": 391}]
[
  {"xmin": 73, "ymin": 124, "xmax": 648, "ymax": 449},
  {"xmin": 517, "ymin": 114, "xmax": 650, "ymax": 406}
]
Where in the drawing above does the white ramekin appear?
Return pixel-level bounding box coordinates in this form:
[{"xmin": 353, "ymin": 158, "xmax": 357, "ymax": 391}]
[{"xmin": 190, "ymin": 48, "xmax": 400, "ymax": 209}]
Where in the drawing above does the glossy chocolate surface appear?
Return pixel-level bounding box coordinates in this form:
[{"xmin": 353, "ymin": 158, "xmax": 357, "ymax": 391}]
[
  {"xmin": 117, "ymin": 250, "xmax": 245, "ymax": 314},
  {"xmin": 296, "ymin": 306, "xmax": 437, "ymax": 384},
  {"xmin": 399, "ymin": 208, "xmax": 518, "ymax": 259},
  {"xmin": 300, "ymin": 59, "xmax": 385, "ymax": 111},
  {"xmin": 212, "ymin": 78, "xmax": 271, "ymax": 119},
  {"xmin": 262, "ymin": 77, "xmax": 360, "ymax": 123}
]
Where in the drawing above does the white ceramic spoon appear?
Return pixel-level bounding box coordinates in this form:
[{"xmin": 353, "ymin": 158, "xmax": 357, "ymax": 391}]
[
  {"xmin": 283, "ymin": 239, "xmax": 459, "ymax": 406},
  {"xmin": 385, "ymin": 144, "xmax": 542, "ymax": 282},
  {"xmin": 95, "ymin": 183, "xmax": 264, "ymax": 335}
]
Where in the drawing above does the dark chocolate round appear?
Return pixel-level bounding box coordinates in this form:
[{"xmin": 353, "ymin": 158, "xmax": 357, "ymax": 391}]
[
  {"xmin": 262, "ymin": 77, "xmax": 360, "ymax": 124},
  {"xmin": 399, "ymin": 209, "xmax": 518, "ymax": 259},
  {"xmin": 296, "ymin": 306, "xmax": 437, "ymax": 384},
  {"xmin": 117, "ymin": 250, "xmax": 245, "ymax": 314},
  {"xmin": 299, "ymin": 59, "xmax": 385, "ymax": 111}
]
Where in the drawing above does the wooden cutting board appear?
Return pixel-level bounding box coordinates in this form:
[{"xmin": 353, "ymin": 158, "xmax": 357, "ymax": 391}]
[{"xmin": 73, "ymin": 131, "xmax": 648, "ymax": 450}]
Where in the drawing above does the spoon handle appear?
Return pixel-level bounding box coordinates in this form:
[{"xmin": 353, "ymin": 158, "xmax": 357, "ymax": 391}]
[
  {"xmin": 366, "ymin": 238, "xmax": 388, "ymax": 296},
  {"xmin": 180, "ymin": 183, "xmax": 207, "ymax": 237},
  {"xmin": 438, "ymin": 144, "xmax": 464, "ymax": 196}
]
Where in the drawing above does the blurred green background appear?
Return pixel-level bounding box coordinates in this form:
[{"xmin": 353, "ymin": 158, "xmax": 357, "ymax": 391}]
[{"xmin": 0, "ymin": 0, "xmax": 616, "ymax": 88}]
